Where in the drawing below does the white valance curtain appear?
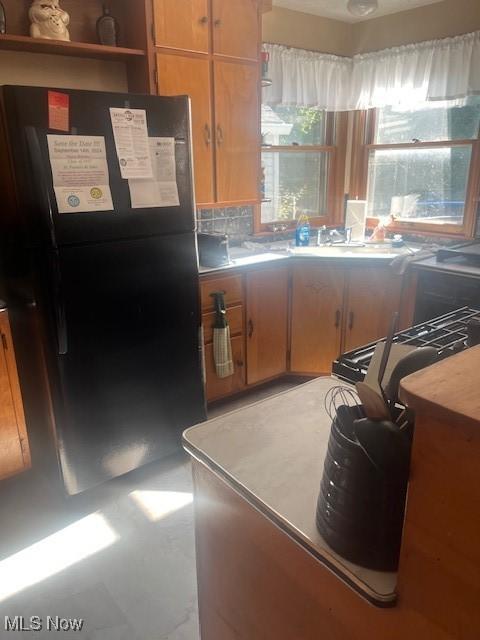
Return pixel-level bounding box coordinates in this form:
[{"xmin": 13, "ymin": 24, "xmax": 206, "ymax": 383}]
[{"xmin": 263, "ymin": 31, "xmax": 480, "ymax": 111}]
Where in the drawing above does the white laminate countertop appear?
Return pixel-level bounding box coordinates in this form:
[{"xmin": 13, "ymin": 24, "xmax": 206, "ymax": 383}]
[
  {"xmin": 198, "ymin": 243, "xmax": 427, "ymax": 275},
  {"xmin": 183, "ymin": 377, "xmax": 398, "ymax": 607}
]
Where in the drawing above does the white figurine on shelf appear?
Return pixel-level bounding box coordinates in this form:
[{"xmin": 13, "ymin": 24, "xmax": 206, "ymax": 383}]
[{"xmin": 29, "ymin": 0, "xmax": 70, "ymax": 41}]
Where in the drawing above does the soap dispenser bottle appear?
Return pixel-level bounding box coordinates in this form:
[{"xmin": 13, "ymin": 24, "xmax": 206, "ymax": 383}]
[{"xmin": 296, "ymin": 214, "xmax": 310, "ymax": 247}]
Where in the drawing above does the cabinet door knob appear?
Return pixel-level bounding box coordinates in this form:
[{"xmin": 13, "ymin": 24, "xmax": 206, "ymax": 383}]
[
  {"xmin": 199, "ymin": 16, "xmax": 208, "ymax": 24},
  {"xmin": 335, "ymin": 310, "xmax": 341, "ymax": 328},
  {"xmin": 237, "ymin": 359, "xmax": 244, "ymax": 367},
  {"xmin": 248, "ymin": 319, "xmax": 254, "ymax": 339},
  {"xmin": 216, "ymin": 125, "xmax": 224, "ymax": 145},
  {"xmin": 204, "ymin": 123, "xmax": 211, "ymax": 145},
  {"xmin": 214, "ymin": 18, "xmax": 222, "ymax": 27},
  {"xmin": 348, "ymin": 311, "xmax": 354, "ymax": 330}
]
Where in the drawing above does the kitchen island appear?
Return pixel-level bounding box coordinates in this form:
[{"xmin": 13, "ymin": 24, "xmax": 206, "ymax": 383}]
[{"xmin": 183, "ymin": 347, "xmax": 480, "ymax": 640}]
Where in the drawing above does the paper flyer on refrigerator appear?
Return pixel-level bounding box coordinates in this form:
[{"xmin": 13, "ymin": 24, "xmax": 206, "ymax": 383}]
[
  {"xmin": 128, "ymin": 137, "xmax": 180, "ymax": 209},
  {"xmin": 47, "ymin": 135, "xmax": 114, "ymax": 214},
  {"xmin": 109, "ymin": 107, "xmax": 153, "ymax": 180}
]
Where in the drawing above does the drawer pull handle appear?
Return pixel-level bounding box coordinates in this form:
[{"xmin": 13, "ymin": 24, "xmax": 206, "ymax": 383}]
[
  {"xmin": 204, "ymin": 123, "xmax": 211, "ymax": 145},
  {"xmin": 248, "ymin": 319, "xmax": 254, "ymax": 339}
]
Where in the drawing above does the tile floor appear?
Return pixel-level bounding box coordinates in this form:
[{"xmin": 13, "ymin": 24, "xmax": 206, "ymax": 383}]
[{"xmin": 0, "ymin": 378, "xmax": 304, "ymax": 639}]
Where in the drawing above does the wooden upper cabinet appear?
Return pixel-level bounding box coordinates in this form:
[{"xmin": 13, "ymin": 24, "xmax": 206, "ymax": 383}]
[
  {"xmin": 290, "ymin": 265, "xmax": 345, "ymax": 375},
  {"xmin": 344, "ymin": 267, "xmax": 404, "ymax": 352},
  {"xmin": 212, "ymin": 0, "xmax": 259, "ymax": 60},
  {"xmin": 246, "ymin": 267, "xmax": 288, "ymax": 385},
  {"xmin": 156, "ymin": 53, "xmax": 214, "ymax": 205},
  {"xmin": 0, "ymin": 310, "xmax": 31, "ymax": 481},
  {"xmin": 153, "ymin": 0, "xmax": 210, "ymax": 53},
  {"xmin": 214, "ymin": 60, "xmax": 259, "ymax": 203}
]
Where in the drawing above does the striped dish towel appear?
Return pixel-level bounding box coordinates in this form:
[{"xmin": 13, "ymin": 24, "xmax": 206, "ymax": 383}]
[{"xmin": 213, "ymin": 326, "xmax": 234, "ymax": 378}]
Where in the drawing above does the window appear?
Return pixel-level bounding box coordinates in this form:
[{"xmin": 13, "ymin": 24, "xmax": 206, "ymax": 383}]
[
  {"xmin": 361, "ymin": 97, "xmax": 480, "ymax": 232},
  {"xmin": 260, "ymin": 106, "xmax": 346, "ymax": 229}
]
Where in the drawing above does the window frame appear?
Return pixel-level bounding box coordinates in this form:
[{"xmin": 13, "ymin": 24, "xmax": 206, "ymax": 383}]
[
  {"xmin": 350, "ymin": 108, "xmax": 480, "ymax": 239},
  {"xmin": 255, "ymin": 111, "xmax": 348, "ymax": 234}
]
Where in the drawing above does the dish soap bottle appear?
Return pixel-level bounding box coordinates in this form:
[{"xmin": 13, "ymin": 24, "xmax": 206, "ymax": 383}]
[
  {"xmin": 97, "ymin": 4, "xmax": 118, "ymax": 46},
  {"xmin": 296, "ymin": 214, "xmax": 310, "ymax": 247}
]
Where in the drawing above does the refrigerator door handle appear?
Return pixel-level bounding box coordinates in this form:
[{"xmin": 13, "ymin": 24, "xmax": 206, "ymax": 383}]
[
  {"xmin": 49, "ymin": 251, "xmax": 68, "ymax": 355},
  {"xmin": 24, "ymin": 126, "xmax": 56, "ymax": 245}
]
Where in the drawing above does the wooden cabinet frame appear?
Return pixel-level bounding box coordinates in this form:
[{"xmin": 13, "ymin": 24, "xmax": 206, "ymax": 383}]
[{"xmin": 350, "ymin": 108, "xmax": 480, "ymax": 239}]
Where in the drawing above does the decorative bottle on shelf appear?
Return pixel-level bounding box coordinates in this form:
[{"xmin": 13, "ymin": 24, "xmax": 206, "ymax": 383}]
[
  {"xmin": 97, "ymin": 4, "xmax": 118, "ymax": 47},
  {"xmin": 295, "ymin": 214, "xmax": 310, "ymax": 247},
  {"xmin": 0, "ymin": 1, "xmax": 6, "ymax": 34}
]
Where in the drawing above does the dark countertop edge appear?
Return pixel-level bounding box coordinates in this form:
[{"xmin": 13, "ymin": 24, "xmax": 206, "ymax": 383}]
[
  {"xmin": 410, "ymin": 260, "xmax": 480, "ymax": 280},
  {"xmin": 183, "ymin": 439, "xmax": 398, "ymax": 608},
  {"xmin": 199, "ymin": 253, "xmax": 408, "ymax": 277}
]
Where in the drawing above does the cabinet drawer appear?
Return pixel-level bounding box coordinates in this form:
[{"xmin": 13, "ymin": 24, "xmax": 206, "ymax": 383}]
[
  {"xmin": 201, "ymin": 275, "xmax": 244, "ymax": 312},
  {"xmin": 203, "ymin": 305, "xmax": 244, "ymax": 344},
  {"xmin": 204, "ymin": 336, "xmax": 246, "ymax": 402}
]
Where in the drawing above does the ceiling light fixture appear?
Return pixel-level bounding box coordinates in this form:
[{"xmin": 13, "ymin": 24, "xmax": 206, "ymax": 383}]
[{"xmin": 347, "ymin": 0, "xmax": 379, "ymax": 17}]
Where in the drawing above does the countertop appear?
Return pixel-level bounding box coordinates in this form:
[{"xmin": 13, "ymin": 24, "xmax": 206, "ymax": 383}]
[
  {"xmin": 411, "ymin": 254, "xmax": 480, "ymax": 279},
  {"xmin": 198, "ymin": 242, "xmax": 426, "ymax": 275},
  {"xmin": 400, "ymin": 345, "xmax": 480, "ymax": 430},
  {"xmin": 183, "ymin": 376, "xmax": 398, "ymax": 607}
]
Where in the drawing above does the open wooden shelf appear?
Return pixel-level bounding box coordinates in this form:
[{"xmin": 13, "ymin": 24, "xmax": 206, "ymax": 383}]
[{"xmin": 0, "ymin": 34, "xmax": 146, "ymax": 61}]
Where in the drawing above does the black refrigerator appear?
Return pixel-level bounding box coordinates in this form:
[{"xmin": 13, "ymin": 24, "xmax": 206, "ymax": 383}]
[{"xmin": 0, "ymin": 85, "xmax": 206, "ymax": 495}]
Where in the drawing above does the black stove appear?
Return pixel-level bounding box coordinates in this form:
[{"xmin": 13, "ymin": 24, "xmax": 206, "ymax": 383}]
[
  {"xmin": 437, "ymin": 241, "xmax": 480, "ymax": 264},
  {"xmin": 333, "ymin": 307, "xmax": 480, "ymax": 384}
]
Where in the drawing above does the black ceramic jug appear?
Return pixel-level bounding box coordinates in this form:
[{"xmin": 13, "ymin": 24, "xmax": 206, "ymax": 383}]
[{"xmin": 316, "ymin": 405, "xmax": 412, "ymax": 571}]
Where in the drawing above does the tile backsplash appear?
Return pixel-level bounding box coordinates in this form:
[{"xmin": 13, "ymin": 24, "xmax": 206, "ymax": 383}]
[{"xmin": 196, "ymin": 206, "xmax": 254, "ymax": 245}]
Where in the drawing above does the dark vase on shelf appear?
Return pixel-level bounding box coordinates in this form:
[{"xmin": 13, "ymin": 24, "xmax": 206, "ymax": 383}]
[
  {"xmin": 97, "ymin": 5, "xmax": 118, "ymax": 47},
  {"xmin": 0, "ymin": 1, "xmax": 6, "ymax": 35}
]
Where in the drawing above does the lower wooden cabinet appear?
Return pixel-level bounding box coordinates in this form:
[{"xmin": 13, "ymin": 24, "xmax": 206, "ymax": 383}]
[
  {"xmin": 201, "ymin": 261, "xmax": 409, "ymax": 401},
  {"xmin": 290, "ymin": 264, "xmax": 405, "ymax": 374},
  {"xmin": 344, "ymin": 267, "xmax": 404, "ymax": 352},
  {"xmin": 246, "ymin": 267, "xmax": 288, "ymax": 385},
  {"xmin": 204, "ymin": 336, "xmax": 246, "ymax": 402},
  {"xmin": 290, "ymin": 265, "xmax": 345, "ymax": 375},
  {"xmin": 0, "ymin": 308, "xmax": 31, "ymax": 480}
]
